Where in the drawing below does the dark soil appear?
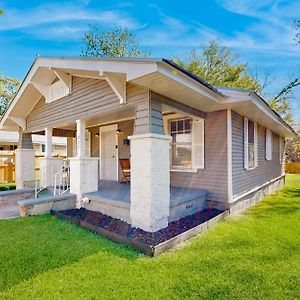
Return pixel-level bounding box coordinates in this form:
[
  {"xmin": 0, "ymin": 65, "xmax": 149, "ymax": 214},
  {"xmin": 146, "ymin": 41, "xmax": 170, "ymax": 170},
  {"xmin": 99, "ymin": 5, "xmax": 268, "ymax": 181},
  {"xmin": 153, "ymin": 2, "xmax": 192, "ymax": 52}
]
[{"xmin": 54, "ymin": 208, "xmax": 223, "ymax": 246}]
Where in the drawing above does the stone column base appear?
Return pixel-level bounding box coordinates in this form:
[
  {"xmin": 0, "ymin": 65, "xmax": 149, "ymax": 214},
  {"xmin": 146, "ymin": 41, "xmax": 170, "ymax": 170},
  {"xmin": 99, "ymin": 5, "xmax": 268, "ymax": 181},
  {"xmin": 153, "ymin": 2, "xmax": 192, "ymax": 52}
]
[
  {"xmin": 129, "ymin": 133, "xmax": 171, "ymax": 232},
  {"xmin": 69, "ymin": 157, "xmax": 99, "ymax": 206},
  {"xmin": 15, "ymin": 149, "xmax": 35, "ymax": 189},
  {"xmin": 39, "ymin": 157, "xmax": 64, "ymax": 187}
]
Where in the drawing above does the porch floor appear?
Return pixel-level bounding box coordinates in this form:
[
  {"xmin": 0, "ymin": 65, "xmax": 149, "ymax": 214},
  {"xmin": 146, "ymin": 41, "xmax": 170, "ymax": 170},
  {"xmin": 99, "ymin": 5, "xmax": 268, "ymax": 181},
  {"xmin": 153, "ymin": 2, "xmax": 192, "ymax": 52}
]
[{"xmin": 86, "ymin": 180, "xmax": 208, "ymax": 206}]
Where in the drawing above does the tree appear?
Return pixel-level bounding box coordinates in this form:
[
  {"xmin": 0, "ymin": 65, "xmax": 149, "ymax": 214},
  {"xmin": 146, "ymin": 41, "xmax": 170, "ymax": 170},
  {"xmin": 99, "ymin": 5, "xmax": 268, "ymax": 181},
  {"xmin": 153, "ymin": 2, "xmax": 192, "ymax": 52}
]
[
  {"xmin": 0, "ymin": 74, "xmax": 20, "ymax": 116},
  {"xmin": 175, "ymin": 40, "xmax": 298, "ymax": 125},
  {"xmin": 81, "ymin": 25, "xmax": 150, "ymax": 58},
  {"xmin": 0, "ymin": 9, "xmax": 3, "ymax": 15},
  {"xmin": 295, "ymin": 19, "xmax": 300, "ymax": 43},
  {"xmin": 175, "ymin": 40, "xmax": 262, "ymax": 93},
  {"xmin": 269, "ymin": 79, "xmax": 300, "ymax": 124},
  {"xmin": 286, "ymin": 134, "xmax": 300, "ymax": 162}
]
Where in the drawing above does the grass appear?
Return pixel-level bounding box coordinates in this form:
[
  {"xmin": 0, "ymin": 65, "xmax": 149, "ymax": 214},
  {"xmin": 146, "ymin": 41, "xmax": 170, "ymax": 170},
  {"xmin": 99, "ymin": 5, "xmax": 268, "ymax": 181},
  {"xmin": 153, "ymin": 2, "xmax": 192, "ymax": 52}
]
[{"xmin": 0, "ymin": 175, "xmax": 299, "ymax": 299}]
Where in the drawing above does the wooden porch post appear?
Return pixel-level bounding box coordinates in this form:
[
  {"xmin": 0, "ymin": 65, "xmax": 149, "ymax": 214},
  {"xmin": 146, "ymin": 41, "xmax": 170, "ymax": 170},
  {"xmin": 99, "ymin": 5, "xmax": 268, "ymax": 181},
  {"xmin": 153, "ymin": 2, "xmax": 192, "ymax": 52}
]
[
  {"xmin": 76, "ymin": 119, "xmax": 86, "ymax": 158},
  {"xmin": 69, "ymin": 119, "xmax": 98, "ymax": 206},
  {"xmin": 45, "ymin": 127, "xmax": 53, "ymax": 158},
  {"xmin": 39, "ymin": 127, "xmax": 63, "ymax": 187}
]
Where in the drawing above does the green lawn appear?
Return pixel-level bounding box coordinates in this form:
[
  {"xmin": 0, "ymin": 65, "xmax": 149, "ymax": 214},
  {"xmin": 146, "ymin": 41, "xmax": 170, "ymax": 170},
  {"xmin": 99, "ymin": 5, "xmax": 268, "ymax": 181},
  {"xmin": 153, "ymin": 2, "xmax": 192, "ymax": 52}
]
[{"xmin": 0, "ymin": 175, "xmax": 299, "ymax": 299}]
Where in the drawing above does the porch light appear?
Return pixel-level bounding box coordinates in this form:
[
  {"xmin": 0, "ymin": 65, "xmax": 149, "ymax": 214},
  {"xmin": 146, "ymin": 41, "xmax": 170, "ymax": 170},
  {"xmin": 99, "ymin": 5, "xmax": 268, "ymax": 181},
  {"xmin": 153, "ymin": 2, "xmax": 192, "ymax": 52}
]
[
  {"xmin": 116, "ymin": 129, "xmax": 122, "ymax": 135},
  {"xmin": 95, "ymin": 133, "xmax": 100, "ymax": 138}
]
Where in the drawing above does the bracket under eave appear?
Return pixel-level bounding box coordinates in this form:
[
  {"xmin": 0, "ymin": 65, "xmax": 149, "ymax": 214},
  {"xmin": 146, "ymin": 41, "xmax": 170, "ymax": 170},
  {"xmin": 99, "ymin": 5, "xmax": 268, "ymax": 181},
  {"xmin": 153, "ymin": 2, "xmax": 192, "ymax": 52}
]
[
  {"xmin": 8, "ymin": 117, "xmax": 26, "ymax": 130},
  {"xmin": 101, "ymin": 71, "xmax": 127, "ymax": 104}
]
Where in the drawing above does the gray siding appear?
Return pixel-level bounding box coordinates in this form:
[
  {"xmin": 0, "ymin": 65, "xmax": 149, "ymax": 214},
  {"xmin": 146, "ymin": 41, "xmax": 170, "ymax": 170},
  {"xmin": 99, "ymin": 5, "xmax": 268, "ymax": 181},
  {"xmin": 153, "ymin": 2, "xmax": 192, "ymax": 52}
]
[
  {"xmin": 232, "ymin": 111, "xmax": 282, "ymax": 196},
  {"xmin": 170, "ymin": 110, "xmax": 228, "ymax": 203},
  {"xmin": 134, "ymin": 99, "xmax": 164, "ymax": 135},
  {"xmin": 118, "ymin": 120, "xmax": 134, "ymax": 160},
  {"xmin": 89, "ymin": 126, "xmax": 100, "ymax": 158},
  {"xmin": 27, "ymin": 78, "xmax": 149, "ymax": 132}
]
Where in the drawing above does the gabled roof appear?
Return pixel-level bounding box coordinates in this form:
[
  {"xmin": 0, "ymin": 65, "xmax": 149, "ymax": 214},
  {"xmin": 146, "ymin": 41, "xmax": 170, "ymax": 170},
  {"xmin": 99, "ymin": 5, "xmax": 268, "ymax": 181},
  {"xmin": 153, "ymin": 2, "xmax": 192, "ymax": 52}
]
[{"xmin": 0, "ymin": 56, "xmax": 297, "ymax": 138}]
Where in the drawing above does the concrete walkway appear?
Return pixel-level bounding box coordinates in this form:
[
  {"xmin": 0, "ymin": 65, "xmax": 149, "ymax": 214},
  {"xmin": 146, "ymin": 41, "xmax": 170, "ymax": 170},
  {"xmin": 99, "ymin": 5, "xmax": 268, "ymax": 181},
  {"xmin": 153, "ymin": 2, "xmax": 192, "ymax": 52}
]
[{"xmin": 0, "ymin": 201, "xmax": 20, "ymax": 219}]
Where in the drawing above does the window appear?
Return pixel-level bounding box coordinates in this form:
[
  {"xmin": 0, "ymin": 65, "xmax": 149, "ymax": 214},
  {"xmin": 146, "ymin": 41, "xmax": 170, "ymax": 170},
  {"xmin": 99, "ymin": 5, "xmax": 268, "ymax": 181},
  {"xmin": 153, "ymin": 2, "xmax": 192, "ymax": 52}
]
[
  {"xmin": 266, "ymin": 129, "xmax": 272, "ymax": 160},
  {"xmin": 279, "ymin": 137, "xmax": 285, "ymax": 164},
  {"xmin": 170, "ymin": 118, "xmax": 192, "ymax": 169},
  {"xmin": 41, "ymin": 144, "xmax": 46, "ymax": 153},
  {"xmin": 244, "ymin": 118, "xmax": 257, "ymax": 169},
  {"xmin": 169, "ymin": 118, "xmax": 204, "ymax": 170}
]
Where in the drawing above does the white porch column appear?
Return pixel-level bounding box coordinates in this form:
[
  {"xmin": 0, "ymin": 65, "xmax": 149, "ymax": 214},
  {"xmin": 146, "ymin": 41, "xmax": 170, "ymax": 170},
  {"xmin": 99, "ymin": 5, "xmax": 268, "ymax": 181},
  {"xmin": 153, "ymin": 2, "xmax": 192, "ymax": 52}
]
[
  {"xmin": 39, "ymin": 127, "xmax": 63, "ymax": 187},
  {"xmin": 45, "ymin": 127, "xmax": 53, "ymax": 158},
  {"xmin": 70, "ymin": 119, "xmax": 98, "ymax": 205},
  {"xmin": 15, "ymin": 130, "xmax": 35, "ymax": 189},
  {"xmin": 129, "ymin": 133, "xmax": 171, "ymax": 232}
]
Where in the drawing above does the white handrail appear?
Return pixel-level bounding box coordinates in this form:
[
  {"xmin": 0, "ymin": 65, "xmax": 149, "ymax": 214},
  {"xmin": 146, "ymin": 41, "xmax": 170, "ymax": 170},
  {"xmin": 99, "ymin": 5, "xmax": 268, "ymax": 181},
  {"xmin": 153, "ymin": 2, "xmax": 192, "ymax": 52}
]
[{"xmin": 34, "ymin": 178, "xmax": 48, "ymax": 198}]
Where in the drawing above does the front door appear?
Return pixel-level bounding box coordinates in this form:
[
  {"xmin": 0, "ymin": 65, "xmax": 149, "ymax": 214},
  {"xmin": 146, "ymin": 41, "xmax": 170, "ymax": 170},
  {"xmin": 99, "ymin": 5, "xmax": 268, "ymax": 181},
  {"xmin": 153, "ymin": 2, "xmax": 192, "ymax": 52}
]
[{"xmin": 100, "ymin": 124, "xmax": 118, "ymax": 180}]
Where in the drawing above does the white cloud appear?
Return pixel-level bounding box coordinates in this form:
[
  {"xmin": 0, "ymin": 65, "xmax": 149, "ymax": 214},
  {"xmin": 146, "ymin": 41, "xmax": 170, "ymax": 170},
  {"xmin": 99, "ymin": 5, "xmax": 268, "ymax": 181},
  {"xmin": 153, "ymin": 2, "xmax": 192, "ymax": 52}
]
[
  {"xmin": 138, "ymin": 0, "xmax": 300, "ymax": 60},
  {"xmin": 0, "ymin": 2, "xmax": 141, "ymax": 32}
]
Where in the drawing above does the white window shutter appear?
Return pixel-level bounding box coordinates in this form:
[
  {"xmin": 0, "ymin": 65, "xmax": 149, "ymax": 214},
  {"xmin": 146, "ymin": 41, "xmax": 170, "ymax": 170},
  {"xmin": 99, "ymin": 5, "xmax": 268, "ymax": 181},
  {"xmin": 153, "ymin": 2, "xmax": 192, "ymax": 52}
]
[
  {"xmin": 192, "ymin": 119, "xmax": 204, "ymax": 169},
  {"xmin": 244, "ymin": 117, "xmax": 248, "ymax": 169},
  {"xmin": 266, "ymin": 129, "xmax": 272, "ymax": 160},
  {"xmin": 254, "ymin": 122, "xmax": 258, "ymax": 167},
  {"xmin": 279, "ymin": 137, "xmax": 285, "ymax": 164}
]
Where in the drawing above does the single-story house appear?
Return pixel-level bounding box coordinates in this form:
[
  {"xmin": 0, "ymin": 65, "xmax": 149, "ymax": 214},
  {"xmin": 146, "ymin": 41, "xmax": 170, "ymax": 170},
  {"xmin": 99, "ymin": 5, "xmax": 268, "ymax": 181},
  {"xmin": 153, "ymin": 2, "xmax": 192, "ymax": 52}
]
[
  {"xmin": 0, "ymin": 130, "xmax": 66, "ymax": 154},
  {"xmin": 0, "ymin": 57, "xmax": 296, "ymax": 232},
  {"xmin": 0, "ymin": 131, "xmax": 66, "ymax": 183}
]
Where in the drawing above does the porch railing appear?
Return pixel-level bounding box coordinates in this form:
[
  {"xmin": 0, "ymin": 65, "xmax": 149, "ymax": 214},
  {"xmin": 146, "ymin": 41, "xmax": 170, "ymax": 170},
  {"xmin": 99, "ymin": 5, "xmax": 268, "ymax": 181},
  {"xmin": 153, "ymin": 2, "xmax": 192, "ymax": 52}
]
[{"xmin": 53, "ymin": 160, "xmax": 70, "ymax": 196}]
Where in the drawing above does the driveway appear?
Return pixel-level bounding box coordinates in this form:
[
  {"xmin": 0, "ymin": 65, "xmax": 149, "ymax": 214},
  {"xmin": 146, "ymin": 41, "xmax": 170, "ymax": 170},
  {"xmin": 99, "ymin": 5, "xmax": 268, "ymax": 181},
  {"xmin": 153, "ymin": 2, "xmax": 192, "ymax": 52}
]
[{"xmin": 0, "ymin": 201, "xmax": 19, "ymax": 219}]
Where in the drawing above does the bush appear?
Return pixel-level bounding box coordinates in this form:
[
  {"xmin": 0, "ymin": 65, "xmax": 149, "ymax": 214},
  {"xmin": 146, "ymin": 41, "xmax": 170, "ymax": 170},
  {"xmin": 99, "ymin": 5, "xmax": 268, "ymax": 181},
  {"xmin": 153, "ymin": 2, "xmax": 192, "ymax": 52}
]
[{"xmin": 0, "ymin": 184, "xmax": 16, "ymax": 191}]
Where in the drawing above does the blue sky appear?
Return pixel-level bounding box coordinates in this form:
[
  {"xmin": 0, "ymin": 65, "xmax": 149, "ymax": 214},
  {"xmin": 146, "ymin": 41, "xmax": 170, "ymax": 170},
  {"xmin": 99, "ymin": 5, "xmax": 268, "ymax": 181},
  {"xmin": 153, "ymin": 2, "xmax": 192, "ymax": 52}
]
[{"xmin": 0, "ymin": 0, "xmax": 299, "ymax": 122}]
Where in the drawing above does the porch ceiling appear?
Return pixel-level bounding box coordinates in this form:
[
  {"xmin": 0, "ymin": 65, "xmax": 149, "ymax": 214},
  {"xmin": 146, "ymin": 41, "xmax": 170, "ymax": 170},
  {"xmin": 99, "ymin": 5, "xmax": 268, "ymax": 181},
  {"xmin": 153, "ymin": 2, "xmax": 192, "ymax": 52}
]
[
  {"xmin": 40, "ymin": 105, "xmax": 136, "ymax": 132},
  {"xmin": 131, "ymin": 72, "xmax": 225, "ymax": 113}
]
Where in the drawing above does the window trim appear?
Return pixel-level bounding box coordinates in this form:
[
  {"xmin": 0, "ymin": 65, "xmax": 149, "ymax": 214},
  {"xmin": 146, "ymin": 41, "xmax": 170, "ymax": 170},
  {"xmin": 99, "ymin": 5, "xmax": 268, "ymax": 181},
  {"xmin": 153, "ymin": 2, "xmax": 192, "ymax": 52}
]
[
  {"xmin": 169, "ymin": 117, "xmax": 193, "ymax": 171},
  {"xmin": 167, "ymin": 116, "xmax": 204, "ymax": 172},
  {"xmin": 244, "ymin": 117, "xmax": 258, "ymax": 170}
]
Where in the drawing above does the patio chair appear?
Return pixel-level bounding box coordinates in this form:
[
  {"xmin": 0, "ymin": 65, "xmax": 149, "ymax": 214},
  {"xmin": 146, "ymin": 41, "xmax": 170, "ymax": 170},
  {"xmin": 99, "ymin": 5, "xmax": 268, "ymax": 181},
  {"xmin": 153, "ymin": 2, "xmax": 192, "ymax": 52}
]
[{"xmin": 119, "ymin": 158, "xmax": 131, "ymax": 183}]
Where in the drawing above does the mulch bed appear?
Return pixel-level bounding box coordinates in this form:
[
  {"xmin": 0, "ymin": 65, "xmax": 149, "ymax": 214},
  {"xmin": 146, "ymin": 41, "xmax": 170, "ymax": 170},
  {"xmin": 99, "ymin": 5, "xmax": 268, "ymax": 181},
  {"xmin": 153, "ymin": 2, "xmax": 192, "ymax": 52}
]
[{"xmin": 54, "ymin": 208, "xmax": 223, "ymax": 246}]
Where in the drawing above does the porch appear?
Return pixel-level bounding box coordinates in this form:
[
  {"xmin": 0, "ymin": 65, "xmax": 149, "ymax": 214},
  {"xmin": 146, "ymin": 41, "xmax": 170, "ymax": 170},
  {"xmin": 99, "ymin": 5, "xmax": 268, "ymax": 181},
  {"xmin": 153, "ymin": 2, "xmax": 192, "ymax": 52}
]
[{"xmin": 83, "ymin": 180, "xmax": 208, "ymax": 223}]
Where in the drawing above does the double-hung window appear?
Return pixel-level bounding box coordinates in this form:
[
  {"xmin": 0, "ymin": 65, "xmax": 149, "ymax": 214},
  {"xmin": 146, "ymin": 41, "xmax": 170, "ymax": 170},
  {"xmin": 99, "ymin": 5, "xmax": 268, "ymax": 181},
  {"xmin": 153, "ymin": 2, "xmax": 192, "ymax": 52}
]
[
  {"xmin": 244, "ymin": 118, "xmax": 257, "ymax": 169},
  {"xmin": 169, "ymin": 118, "xmax": 204, "ymax": 170},
  {"xmin": 170, "ymin": 118, "xmax": 192, "ymax": 169}
]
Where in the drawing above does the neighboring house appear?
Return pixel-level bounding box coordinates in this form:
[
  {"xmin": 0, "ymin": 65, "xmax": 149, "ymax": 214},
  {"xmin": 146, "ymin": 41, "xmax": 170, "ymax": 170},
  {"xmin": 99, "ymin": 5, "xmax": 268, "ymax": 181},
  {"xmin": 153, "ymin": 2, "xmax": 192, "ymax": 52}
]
[
  {"xmin": 0, "ymin": 57, "xmax": 296, "ymax": 232},
  {"xmin": 0, "ymin": 131, "xmax": 67, "ymax": 183},
  {"xmin": 0, "ymin": 131, "xmax": 67, "ymax": 155}
]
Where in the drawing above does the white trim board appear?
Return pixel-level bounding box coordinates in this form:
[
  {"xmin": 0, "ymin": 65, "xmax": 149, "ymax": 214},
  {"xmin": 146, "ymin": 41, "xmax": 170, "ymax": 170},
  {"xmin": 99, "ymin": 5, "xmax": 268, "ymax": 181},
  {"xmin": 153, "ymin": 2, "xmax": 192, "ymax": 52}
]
[{"xmin": 227, "ymin": 109, "xmax": 233, "ymax": 203}]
